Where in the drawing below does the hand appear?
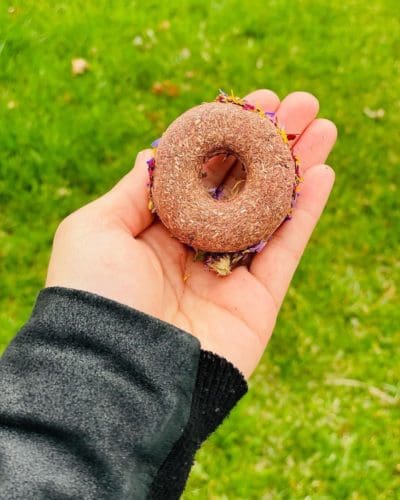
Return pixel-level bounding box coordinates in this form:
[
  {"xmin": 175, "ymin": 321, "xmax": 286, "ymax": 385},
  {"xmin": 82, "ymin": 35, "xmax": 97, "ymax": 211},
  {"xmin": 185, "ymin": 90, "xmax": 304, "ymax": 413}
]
[{"xmin": 46, "ymin": 89, "xmax": 337, "ymax": 379}]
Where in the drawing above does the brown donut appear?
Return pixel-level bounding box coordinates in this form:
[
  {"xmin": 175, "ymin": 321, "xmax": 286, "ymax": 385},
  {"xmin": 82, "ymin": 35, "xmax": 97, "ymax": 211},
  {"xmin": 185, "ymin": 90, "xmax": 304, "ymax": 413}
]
[{"xmin": 151, "ymin": 97, "xmax": 296, "ymax": 253}]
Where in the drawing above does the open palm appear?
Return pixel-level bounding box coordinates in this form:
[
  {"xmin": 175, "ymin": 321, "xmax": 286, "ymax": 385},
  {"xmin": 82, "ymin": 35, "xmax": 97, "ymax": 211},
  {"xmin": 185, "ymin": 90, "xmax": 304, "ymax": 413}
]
[{"xmin": 46, "ymin": 89, "xmax": 337, "ymax": 378}]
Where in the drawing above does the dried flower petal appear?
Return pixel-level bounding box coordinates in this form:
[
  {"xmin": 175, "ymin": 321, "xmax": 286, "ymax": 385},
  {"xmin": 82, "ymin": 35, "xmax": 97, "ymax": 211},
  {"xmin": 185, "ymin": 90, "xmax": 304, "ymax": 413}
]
[
  {"xmin": 193, "ymin": 249, "xmax": 206, "ymax": 262},
  {"xmin": 208, "ymin": 255, "xmax": 232, "ymax": 276},
  {"xmin": 208, "ymin": 185, "xmax": 224, "ymax": 200},
  {"xmin": 246, "ymin": 240, "xmax": 266, "ymax": 253}
]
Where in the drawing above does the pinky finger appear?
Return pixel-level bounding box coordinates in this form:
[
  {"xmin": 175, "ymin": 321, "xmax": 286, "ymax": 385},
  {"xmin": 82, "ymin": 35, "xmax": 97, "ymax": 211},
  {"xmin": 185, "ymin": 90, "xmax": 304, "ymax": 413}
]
[{"xmin": 250, "ymin": 164, "xmax": 335, "ymax": 308}]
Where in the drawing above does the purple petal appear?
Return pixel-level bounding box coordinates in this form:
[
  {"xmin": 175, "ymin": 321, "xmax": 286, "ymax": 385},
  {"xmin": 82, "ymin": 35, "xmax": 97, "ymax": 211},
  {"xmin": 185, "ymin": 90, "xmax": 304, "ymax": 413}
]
[
  {"xmin": 247, "ymin": 240, "xmax": 266, "ymax": 253},
  {"xmin": 243, "ymin": 103, "xmax": 255, "ymax": 111},
  {"xmin": 208, "ymin": 186, "xmax": 224, "ymax": 200},
  {"xmin": 151, "ymin": 138, "xmax": 160, "ymax": 148}
]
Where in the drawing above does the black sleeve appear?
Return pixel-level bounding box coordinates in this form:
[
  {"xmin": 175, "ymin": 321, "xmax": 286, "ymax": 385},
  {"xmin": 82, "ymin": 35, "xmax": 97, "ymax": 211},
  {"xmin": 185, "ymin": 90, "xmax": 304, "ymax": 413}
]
[{"xmin": 0, "ymin": 287, "xmax": 247, "ymax": 499}]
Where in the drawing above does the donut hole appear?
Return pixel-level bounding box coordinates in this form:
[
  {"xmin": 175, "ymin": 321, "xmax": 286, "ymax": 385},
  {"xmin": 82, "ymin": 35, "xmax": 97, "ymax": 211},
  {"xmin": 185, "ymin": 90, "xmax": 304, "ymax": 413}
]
[{"xmin": 201, "ymin": 152, "xmax": 246, "ymax": 200}]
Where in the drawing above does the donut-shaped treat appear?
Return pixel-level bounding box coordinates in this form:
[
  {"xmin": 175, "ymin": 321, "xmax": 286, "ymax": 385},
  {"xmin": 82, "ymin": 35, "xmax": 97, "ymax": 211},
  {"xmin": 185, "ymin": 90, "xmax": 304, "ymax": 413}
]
[{"xmin": 150, "ymin": 94, "xmax": 299, "ymax": 255}]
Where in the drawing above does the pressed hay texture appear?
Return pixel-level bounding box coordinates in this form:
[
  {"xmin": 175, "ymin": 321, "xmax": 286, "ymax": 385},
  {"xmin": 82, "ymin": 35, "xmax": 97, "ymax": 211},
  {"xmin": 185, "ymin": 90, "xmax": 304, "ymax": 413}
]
[{"xmin": 152, "ymin": 102, "xmax": 295, "ymax": 252}]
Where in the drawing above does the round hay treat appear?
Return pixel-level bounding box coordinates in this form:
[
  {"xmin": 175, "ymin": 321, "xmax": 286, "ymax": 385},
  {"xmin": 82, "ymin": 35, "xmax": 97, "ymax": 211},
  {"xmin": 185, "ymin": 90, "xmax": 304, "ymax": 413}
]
[{"xmin": 151, "ymin": 98, "xmax": 296, "ymax": 253}]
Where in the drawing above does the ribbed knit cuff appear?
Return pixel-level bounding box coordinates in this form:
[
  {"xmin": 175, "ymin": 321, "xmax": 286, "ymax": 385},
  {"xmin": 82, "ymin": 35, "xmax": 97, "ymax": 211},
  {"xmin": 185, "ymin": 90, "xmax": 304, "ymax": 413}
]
[{"xmin": 148, "ymin": 350, "xmax": 247, "ymax": 499}]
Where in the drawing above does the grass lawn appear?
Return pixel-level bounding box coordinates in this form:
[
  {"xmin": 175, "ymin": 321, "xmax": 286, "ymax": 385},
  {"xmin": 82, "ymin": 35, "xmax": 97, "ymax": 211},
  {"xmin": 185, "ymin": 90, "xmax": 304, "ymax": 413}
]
[{"xmin": 1, "ymin": 0, "xmax": 399, "ymax": 498}]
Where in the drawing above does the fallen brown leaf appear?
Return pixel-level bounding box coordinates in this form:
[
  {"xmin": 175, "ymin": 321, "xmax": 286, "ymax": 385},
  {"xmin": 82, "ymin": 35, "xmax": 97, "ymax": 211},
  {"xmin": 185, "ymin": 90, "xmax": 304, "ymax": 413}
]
[
  {"xmin": 159, "ymin": 20, "xmax": 171, "ymax": 31},
  {"xmin": 363, "ymin": 106, "xmax": 385, "ymax": 120},
  {"xmin": 71, "ymin": 58, "xmax": 89, "ymax": 76},
  {"xmin": 151, "ymin": 80, "xmax": 180, "ymax": 97}
]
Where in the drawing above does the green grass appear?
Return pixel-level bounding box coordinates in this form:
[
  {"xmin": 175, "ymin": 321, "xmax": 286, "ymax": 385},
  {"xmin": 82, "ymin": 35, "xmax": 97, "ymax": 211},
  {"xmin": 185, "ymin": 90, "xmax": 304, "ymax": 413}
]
[{"xmin": 1, "ymin": 0, "xmax": 399, "ymax": 498}]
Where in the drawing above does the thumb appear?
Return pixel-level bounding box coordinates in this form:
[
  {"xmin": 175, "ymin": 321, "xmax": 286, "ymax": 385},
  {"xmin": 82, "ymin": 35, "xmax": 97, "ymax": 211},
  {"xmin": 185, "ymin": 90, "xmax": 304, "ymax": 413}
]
[{"xmin": 103, "ymin": 148, "xmax": 155, "ymax": 236}]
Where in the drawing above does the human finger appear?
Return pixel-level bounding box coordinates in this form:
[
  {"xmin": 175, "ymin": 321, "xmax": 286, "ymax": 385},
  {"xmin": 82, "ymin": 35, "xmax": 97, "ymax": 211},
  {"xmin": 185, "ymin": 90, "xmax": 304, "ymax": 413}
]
[
  {"xmin": 276, "ymin": 91, "xmax": 319, "ymax": 146},
  {"xmin": 244, "ymin": 88, "xmax": 280, "ymax": 113},
  {"xmin": 102, "ymin": 149, "xmax": 154, "ymax": 236},
  {"xmin": 202, "ymin": 154, "xmax": 238, "ymax": 191},
  {"xmin": 250, "ymin": 164, "xmax": 335, "ymax": 309}
]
